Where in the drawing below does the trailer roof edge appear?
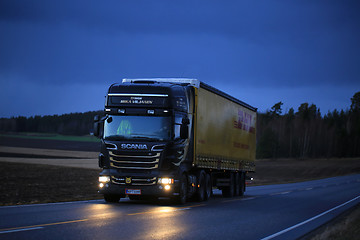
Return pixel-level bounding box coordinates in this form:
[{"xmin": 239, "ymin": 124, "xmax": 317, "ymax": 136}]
[{"xmin": 200, "ymin": 82, "xmax": 257, "ymax": 112}]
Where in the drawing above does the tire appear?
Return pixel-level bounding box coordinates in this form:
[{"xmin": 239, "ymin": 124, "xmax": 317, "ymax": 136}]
[
  {"xmin": 174, "ymin": 173, "xmax": 187, "ymax": 205},
  {"xmin": 222, "ymin": 173, "xmax": 234, "ymax": 198},
  {"xmin": 196, "ymin": 171, "xmax": 206, "ymax": 202},
  {"xmin": 239, "ymin": 172, "xmax": 245, "ymax": 197},
  {"xmin": 234, "ymin": 172, "xmax": 240, "ymax": 196},
  {"xmin": 104, "ymin": 194, "xmax": 121, "ymax": 203},
  {"xmin": 204, "ymin": 172, "xmax": 212, "ymax": 200}
]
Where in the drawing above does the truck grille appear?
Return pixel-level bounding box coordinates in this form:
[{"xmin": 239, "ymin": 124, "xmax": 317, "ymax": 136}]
[
  {"xmin": 109, "ymin": 151, "xmax": 161, "ymax": 170},
  {"xmin": 111, "ymin": 176, "xmax": 157, "ymax": 186}
]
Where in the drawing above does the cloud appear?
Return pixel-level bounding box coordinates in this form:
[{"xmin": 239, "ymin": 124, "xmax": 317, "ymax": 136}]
[{"xmin": 0, "ymin": 0, "xmax": 359, "ymax": 117}]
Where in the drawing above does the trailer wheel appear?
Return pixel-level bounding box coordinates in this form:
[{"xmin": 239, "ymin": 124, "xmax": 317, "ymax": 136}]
[
  {"xmin": 104, "ymin": 194, "xmax": 121, "ymax": 203},
  {"xmin": 222, "ymin": 173, "xmax": 234, "ymax": 198},
  {"xmin": 174, "ymin": 173, "xmax": 188, "ymax": 205},
  {"xmin": 234, "ymin": 172, "xmax": 240, "ymax": 196},
  {"xmin": 204, "ymin": 172, "xmax": 212, "ymax": 200},
  {"xmin": 196, "ymin": 171, "xmax": 206, "ymax": 202},
  {"xmin": 239, "ymin": 172, "xmax": 245, "ymax": 197}
]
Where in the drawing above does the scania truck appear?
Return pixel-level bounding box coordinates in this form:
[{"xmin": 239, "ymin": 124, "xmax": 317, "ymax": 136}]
[{"xmin": 94, "ymin": 78, "xmax": 256, "ymax": 204}]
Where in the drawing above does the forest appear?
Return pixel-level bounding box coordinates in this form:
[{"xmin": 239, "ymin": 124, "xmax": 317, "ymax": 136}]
[
  {"xmin": 0, "ymin": 111, "xmax": 103, "ymax": 136},
  {"xmin": 257, "ymin": 91, "xmax": 360, "ymax": 158},
  {"xmin": 1, "ymin": 92, "xmax": 359, "ymax": 159}
]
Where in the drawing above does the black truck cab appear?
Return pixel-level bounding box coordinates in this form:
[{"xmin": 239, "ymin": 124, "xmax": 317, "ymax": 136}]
[{"xmin": 94, "ymin": 80, "xmax": 195, "ymax": 203}]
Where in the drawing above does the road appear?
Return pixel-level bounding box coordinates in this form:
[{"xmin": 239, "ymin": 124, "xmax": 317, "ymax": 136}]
[{"xmin": 1, "ymin": 174, "xmax": 359, "ymax": 240}]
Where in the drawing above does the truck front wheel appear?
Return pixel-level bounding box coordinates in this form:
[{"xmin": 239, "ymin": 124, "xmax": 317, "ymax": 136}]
[{"xmin": 174, "ymin": 173, "xmax": 187, "ymax": 205}]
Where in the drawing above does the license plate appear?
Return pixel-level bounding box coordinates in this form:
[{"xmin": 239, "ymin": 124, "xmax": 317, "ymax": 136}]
[{"xmin": 126, "ymin": 189, "xmax": 141, "ymax": 195}]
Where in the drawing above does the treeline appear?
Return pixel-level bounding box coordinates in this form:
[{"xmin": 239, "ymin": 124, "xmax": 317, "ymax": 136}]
[
  {"xmin": 257, "ymin": 92, "xmax": 360, "ymax": 158},
  {"xmin": 1, "ymin": 92, "xmax": 359, "ymax": 158},
  {"xmin": 0, "ymin": 111, "xmax": 103, "ymax": 136}
]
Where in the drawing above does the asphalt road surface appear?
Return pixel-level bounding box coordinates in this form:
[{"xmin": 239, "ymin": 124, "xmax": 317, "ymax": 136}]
[{"xmin": 1, "ymin": 174, "xmax": 359, "ymax": 240}]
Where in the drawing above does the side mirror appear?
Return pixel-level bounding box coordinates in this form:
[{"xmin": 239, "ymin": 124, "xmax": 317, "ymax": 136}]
[
  {"xmin": 94, "ymin": 115, "xmax": 100, "ymax": 122},
  {"xmin": 93, "ymin": 115, "xmax": 101, "ymax": 138},
  {"xmin": 182, "ymin": 117, "xmax": 190, "ymax": 125},
  {"xmin": 180, "ymin": 117, "xmax": 190, "ymax": 139}
]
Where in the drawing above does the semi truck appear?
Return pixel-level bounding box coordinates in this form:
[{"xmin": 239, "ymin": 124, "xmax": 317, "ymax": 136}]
[{"xmin": 94, "ymin": 78, "xmax": 256, "ymax": 204}]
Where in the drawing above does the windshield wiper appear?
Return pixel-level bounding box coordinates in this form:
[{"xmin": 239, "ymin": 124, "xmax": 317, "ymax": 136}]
[
  {"xmin": 131, "ymin": 136, "xmax": 160, "ymax": 141},
  {"xmin": 104, "ymin": 135, "xmax": 128, "ymax": 141}
]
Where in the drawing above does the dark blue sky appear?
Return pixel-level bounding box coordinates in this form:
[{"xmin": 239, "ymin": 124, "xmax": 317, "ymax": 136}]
[{"xmin": 1, "ymin": 1, "xmax": 359, "ymax": 117}]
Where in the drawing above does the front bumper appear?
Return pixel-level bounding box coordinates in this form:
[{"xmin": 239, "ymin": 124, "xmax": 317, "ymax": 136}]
[{"xmin": 99, "ymin": 181, "xmax": 180, "ymax": 198}]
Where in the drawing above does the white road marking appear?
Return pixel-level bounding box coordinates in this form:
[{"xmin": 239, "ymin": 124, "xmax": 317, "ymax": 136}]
[
  {"xmin": 0, "ymin": 227, "xmax": 44, "ymax": 234},
  {"xmin": 260, "ymin": 195, "xmax": 360, "ymax": 240},
  {"xmin": 241, "ymin": 197, "xmax": 256, "ymax": 201},
  {"xmin": 270, "ymin": 191, "xmax": 291, "ymax": 196}
]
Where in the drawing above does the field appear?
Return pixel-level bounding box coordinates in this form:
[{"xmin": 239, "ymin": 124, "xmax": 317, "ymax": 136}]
[
  {"xmin": 1, "ymin": 135, "xmax": 359, "ymax": 205},
  {"xmin": 0, "ymin": 132, "xmax": 100, "ymax": 142},
  {"xmin": 1, "ymin": 154, "xmax": 359, "ymax": 206}
]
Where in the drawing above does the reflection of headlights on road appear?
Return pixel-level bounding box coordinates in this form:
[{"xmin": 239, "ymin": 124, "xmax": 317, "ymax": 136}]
[
  {"xmin": 99, "ymin": 176, "xmax": 110, "ymax": 183},
  {"xmin": 158, "ymin": 178, "xmax": 174, "ymax": 185}
]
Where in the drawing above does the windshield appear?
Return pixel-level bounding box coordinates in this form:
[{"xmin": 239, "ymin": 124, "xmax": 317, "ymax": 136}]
[{"xmin": 104, "ymin": 115, "xmax": 171, "ymax": 141}]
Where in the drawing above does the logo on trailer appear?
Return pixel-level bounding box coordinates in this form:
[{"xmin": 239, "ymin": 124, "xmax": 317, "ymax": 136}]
[{"xmin": 121, "ymin": 144, "xmax": 148, "ymax": 150}]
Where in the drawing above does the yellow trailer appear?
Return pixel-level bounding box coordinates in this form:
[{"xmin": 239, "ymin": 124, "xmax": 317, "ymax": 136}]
[{"xmin": 194, "ymin": 83, "xmax": 256, "ymax": 172}]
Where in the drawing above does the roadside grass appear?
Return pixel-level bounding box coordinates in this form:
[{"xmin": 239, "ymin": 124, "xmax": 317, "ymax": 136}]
[
  {"xmin": 249, "ymin": 157, "xmax": 360, "ymax": 186},
  {"xmin": 0, "ymin": 162, "xmax": 102, "ymax": 205},
  {"xmin": 0, "ymin": 132, "xmax": 100, "ymax": 143},
  {"xmin": 306, "ymin": 204, "xmax": 360, "ymax": 240}
]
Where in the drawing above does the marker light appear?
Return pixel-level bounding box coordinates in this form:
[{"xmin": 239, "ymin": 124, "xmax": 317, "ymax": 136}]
[
  {"xmin": 158, "ymin": 178, "xmax": 174, "ymax": 185},
  {"xmin": 99, "ymin": 176, "xmax": 110, "ymax": 183}
]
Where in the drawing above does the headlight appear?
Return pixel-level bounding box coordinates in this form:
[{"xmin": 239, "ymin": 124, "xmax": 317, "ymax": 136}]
[
  {"xmin": 99, "ymin": 176, "xmax": 110, "ymax": 183},
  {"xmin": 158, "ymin": 178, "xmax": 174, "ymax": 185}
]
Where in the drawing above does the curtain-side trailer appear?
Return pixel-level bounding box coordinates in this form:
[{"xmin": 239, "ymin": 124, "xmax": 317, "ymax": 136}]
[{"xmin": 94, "ymin": 78, "xmax": 256, "ymax": 204}]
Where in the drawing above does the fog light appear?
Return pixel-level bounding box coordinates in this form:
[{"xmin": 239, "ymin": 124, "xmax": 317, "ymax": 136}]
[
  {"xmin": 164, "ymin": 185, "xmax": 171, "ymax": 191},
  {"xmin": 158, "ymin": 178, "xmax": 174, "ymax": 185},
  {"xmin": 99, "ymin": 183, "xmax": 105, "ymax": 188},
  {"xmin": 99, "ymin": 176, "xmax": 110, "ymax": 183}
]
